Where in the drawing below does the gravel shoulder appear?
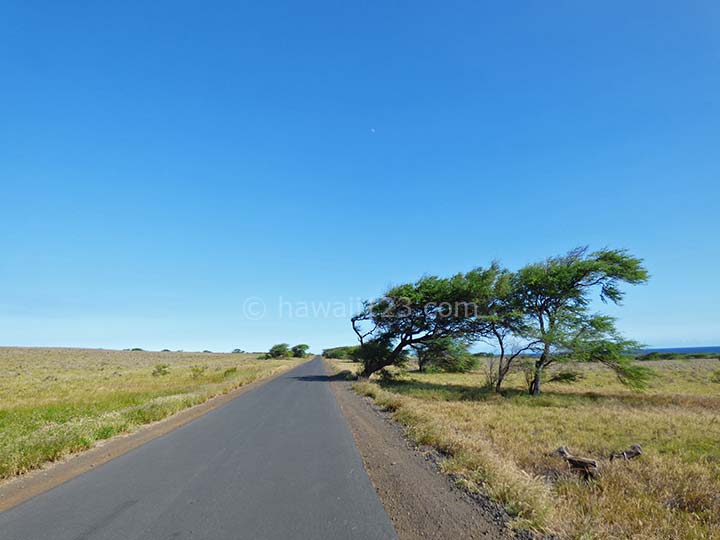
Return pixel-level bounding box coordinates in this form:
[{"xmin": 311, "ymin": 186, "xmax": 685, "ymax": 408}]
[{"xmin": 327, "ymin": 363, "xmax": 511, "ymax": 540}]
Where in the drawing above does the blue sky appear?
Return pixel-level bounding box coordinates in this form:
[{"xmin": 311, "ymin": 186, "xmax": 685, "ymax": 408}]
[{"xmin": 1, "ymin": 1, "xmax": 718, "ymax": 352}]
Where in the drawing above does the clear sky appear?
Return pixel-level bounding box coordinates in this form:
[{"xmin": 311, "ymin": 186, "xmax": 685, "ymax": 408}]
[{"xmin": 1, "ymin": 1, "xmax": 718, "ymax": 352}]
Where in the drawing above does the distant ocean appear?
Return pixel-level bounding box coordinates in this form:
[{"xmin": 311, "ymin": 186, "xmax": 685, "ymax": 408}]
[
  {"xmin": 481, "ymin": 346, "xmax": 720, "ymax": 356},
  {"xmin": 639, "ymin": 346, "xmax": 720, "ymax": 354}
]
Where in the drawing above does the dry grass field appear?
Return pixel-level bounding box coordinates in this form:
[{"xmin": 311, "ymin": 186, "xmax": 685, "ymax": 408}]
[
  {"xmin": 331, "ymin": 357, "xmax": 720, "ymax": 539},
  {"xmin": 0, "ymin": 347, "xmax": 301, "ymax": 480}
]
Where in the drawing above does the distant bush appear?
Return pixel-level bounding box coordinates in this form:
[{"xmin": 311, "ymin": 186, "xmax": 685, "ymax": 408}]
[
  {"xmin": 131, "ymin": 348, "xmax": 144, "ymax": 352},
  {"xmin": 636, "ymin": 352, "xmax": 719, "ymax": 361},
  {"xmin": 268, "ymin": 343, "xmax": 292, "ymax": 358},
  {"xmin": 190, "ymin": 365, "xmax": 207, "ymax": 379},
  {"xmin": 322, "ymin": 345, "xmax": 360, "ymax": 360},
  {"xmin": 202, "ymin": 350, "xmax": 213, "ymax": 354},
  {"xmin": 636, "ymin": 352, "xmax": 676, "ymax": 361},
  {"xmin": 152, "ymin": 364, "xmax": 170, "ymax": 377},
  {"xmin": 291, "ymin": 344, "xmax": 310, "ymax": 358},
  {"xmin": 161, "ymin": 349, "xmax": 171, "ymax": 352},
  {"xmin": 232, "ymin": 348, "xmax": 245, "ymax": 354}
]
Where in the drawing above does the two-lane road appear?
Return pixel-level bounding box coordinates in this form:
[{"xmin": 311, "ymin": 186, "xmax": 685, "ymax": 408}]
[{"xmin": 0, "ymin": 357, "xmax": 396, "ymax": 539}]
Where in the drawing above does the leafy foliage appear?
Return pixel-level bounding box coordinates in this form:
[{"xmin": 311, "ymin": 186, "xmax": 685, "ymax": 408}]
[
  {"xmin": 414, "ymin": 337, "xmax": 477, "ymax": 373},
  {"xmin": 351, "ymin": 272, "xmax": 482, "ymax": 376},
  {"xmin": 268, "ymin": 343, "xmax": 291, "ymax": 358},
  {"xmin": 322, "ymin": 345, "xmax": 360, "ymax": 359},
  {"xmin": 352, "ymin": 337, "xmax": 409, "ymax": 376},
  {"xmin": 351, "ymin": 246, "xmax": 651, "ymax": 394},
  {"xmin": 513, "ymin": 247, "xmax": 649, "ymax": 394},
  {"xmin": 291, "ymin": 344, "xmax": 310, "ymax": 358}
]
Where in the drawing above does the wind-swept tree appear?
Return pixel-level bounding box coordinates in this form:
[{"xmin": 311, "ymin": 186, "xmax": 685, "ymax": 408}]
[
  {"xmin": 515, "ymin": 247, "xmax": 650, "ymax": 395},
  {"xmin": 465, "ymin": 265, "xmax": 538, "ymax": 392},
  {"xmin": 351, "ymin": 274, "xmax": 479, "ymax": 378}
]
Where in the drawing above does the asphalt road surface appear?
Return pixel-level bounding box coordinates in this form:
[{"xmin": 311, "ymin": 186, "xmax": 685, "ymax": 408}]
[{"xmin": 0, "ymin": 357, "xmax": 397, "ymax": 539}]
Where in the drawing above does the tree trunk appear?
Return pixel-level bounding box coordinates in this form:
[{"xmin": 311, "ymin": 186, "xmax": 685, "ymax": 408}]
[
  {"xmin": 495, "ymin": 336, "xmax": 506, "ymax": 393},
  {"xmin": 361, "ymin": 341, "xmax": 407, "ymax": 378},
  {"xmin": 495, "ymin": 362, "xmax": 507, "ymax": 393},
  {"xmin": 531, "ymin": 365, "xmax": 542, "ymax": 396},
  {"xmin": 531, "ymin": 343, "xmax": 551, "ymax": 396}
]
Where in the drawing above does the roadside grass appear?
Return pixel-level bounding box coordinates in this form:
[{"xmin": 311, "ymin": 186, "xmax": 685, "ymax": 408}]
[
  {"xmin": 0, "ymin": 347, "xmax": 301, "ymax": 479},
  {"xmin": 331, "ymin": 358, "xmax": 720, "ymax": 539}
]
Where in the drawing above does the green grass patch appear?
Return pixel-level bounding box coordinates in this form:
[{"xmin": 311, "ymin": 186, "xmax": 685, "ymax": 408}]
[
  {"xmin": 342, "ymin": 357, "xmax": 720, "ymax": 539},
  {"xmin": 0, "ymin": 347, "xmax": 300, "ymax": 479}
]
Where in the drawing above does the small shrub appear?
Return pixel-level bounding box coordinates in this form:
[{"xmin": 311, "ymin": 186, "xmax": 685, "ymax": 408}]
[
  {"xmin": 378, "ymin": 368, "xmax": 399, "ymax": 383},
  {"xmin": 519, "ymin": 360, "xmax": 536, "ymax": 393},
  {"xmin": 131, "ymin": 348, "xmax": 144, "ymax": 352},
  {"xmin": 549, "ymin": 370, "xmax": 585, "ymax": 383},
  {"xmin": 190, "ymin": 365, "xmax": 207, "ymax": 379},
  {"xmin": 483, "ymin": 357, "xmax": 499, "ymax": 389},
  {"xmin": 232, "ymin": 348, "xmax": 244, "ymax": 354},
  {"xmin": 152, "ymin": 364, "xmax": 170, "ymax": 377},
  {"xmin": 334, "ymin": 369, "xmax": 357, "ymax": 381},
  {"xmin": 710, "ymin": 370, "xmax": 720, "ymax": 384},
  {"xmin": 223, "ymin": 367, "xmax": 238, "ymax": 377}
]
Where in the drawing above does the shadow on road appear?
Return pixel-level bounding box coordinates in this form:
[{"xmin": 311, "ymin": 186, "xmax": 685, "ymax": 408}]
[{"xmin": 292, "ymin": 372, "xmax": 356, "ymax": 383}]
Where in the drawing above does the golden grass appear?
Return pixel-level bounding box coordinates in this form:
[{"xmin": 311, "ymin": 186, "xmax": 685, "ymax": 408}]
[
  {"xmin": 332, "ymin": 358, "xmax": 720, "ymax": 539},
  {"xmin": 0, "ymin": 347, "xmax": 302, "ymax": 479}
]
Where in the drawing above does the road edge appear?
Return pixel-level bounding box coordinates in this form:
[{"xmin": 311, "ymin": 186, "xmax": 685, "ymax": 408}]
[
  {"xmin": 324, "ymin": 360, "xmax": 511, "ymax": 540},
  {"xmin": 0, "ymin": 361, "xmax": 306, "ymax": 513}
]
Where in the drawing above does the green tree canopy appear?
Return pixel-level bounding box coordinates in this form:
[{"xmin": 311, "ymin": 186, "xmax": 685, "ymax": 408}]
[
  {"xmin": 321, "ymin": 346, "xmax": 359, "ymax": 360},
  {"xmin": 268, "ymin": 343, "xmax": 291, "ymax": 358},
  {"xmin": 514, "ymin": 247, "xmax": 649, "ymax": 395},
  {"xmin": 350, "ymin": 246, "xmax": 651, "ymax": 393},
  {"xmin": 413, "ymin": 337, "xmax": 477, "ymax": 373},
  {"xmin": 291, "ymin": 344, "xmax": 310, "ymax": 358},
  {"xmin": 351, "ymin": 272, "xmax": 485, "ymax": 377}
]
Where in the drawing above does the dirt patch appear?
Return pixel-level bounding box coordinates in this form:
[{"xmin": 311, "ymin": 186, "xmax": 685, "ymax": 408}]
[
  {"xmin": 327, "ymin": 365, "xmax": 511, "ymax": 539},
  {"xmin": 0, "ymin": 365, "xmax": 296, "ymax": 512}
]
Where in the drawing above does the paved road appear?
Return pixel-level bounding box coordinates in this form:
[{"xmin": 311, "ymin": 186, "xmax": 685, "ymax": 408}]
[{"xmin": 0, "ymin": 357, "xmax": 396, "ymax": 540}]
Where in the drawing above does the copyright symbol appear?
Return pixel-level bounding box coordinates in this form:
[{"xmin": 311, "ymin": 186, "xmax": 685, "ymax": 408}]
[{"xmin": 242, "ymin": 297, "xmax": 266, "ymax": 320}]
